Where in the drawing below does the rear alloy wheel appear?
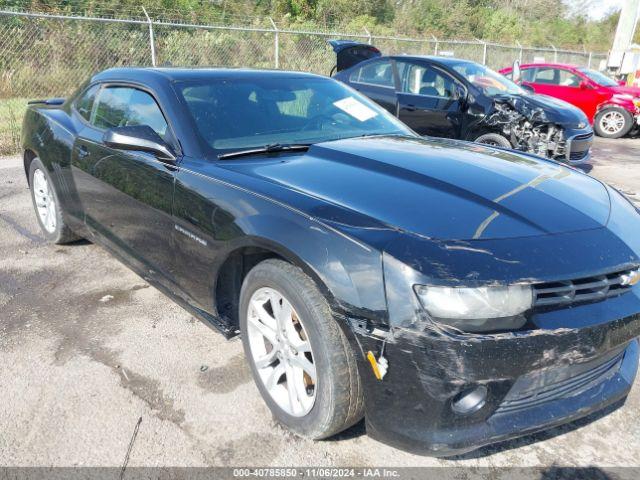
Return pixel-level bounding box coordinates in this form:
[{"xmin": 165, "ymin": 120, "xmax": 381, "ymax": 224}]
[
  {"xmin": 240, "ymin": 259, "xmax": 364, "ymax": 439},
  {"xmin": 594, "ymin": 107, "xmax": 633, "ymax": 138},
  {"xmin": 474, "ymin": 133, "xmax": 512, "ymax": 148},
  {"xmin": 29, "ymin": 157, "xmax": 80, "ymax": 244}
]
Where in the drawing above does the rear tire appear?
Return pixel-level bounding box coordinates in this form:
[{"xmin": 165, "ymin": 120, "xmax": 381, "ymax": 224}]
[
  {"xmin": 28, "ymin": 157, "xmax": 80, "ymax": 244},
  {"xmin": 474, "ymin": 133, "xmax": 512, "ymax": 148},
  {"xmin": 240, "ymin": 259, "xmax": 363, "ymax": 439},
  {"xmin": 594, "ymin": 107, "xmax": 633, "ymax": 138}
]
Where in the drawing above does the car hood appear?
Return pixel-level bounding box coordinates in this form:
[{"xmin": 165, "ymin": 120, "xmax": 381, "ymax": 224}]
[
  {"xmin": 609, "ymin": 85, "xmax": 640, "ymax": 96},
  {"xmin": 493, "ymin": 93, "xmax": 589, "ymax": 126},
  {"xmin": 219, "ymin": 136, "xmax": 611, "ymax": 241}
]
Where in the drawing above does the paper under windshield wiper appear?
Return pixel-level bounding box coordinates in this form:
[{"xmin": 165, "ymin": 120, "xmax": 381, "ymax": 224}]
[{"xmin": 218, "ymin": 143, "xmax": 311, "ymax": 160}]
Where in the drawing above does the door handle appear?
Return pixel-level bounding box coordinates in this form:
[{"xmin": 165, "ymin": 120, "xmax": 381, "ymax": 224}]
[
  {"xmin": 405, "ymin": 104, "xmax": 417, "ymax": 112},
  {"xmin": 77, "ymin": 145, "xmax": 89, "ymax": 159}
]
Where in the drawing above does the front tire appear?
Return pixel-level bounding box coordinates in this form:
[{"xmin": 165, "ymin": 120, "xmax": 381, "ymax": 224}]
[
  {"xmin": 240, "ymin": 259, "xmax": 363, "ymax": 439},
  {"xmin": 474, "ymin": 133, "xmax": 512, "ymax": 148},
  {"xmin": 594, "ymin": 107, "xmax": 633, "ymax": 138},
  {"xmin": 29, "ymin": 157, "xmax": 80, "ymax": 244}
]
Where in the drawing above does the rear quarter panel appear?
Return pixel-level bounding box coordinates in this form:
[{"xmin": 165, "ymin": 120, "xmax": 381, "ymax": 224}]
[{"xmin": 21, "ymin": 105, "xmax": 85, "ymax": 231}]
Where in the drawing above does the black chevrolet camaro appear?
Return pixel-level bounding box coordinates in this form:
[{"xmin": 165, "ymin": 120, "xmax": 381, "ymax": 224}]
[{"xmin": 22, "ymin": 67, "xmax": 640, "ymax": 456}]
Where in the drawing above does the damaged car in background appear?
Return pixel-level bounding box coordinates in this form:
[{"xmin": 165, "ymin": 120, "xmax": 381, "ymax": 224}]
[
  {"xmin": 22, "ymin": 67, "xmax": 640, "ymax": 456},
  {"xmin": 329, "ymin": 40, "xmax": 593, "ymax": 165}
]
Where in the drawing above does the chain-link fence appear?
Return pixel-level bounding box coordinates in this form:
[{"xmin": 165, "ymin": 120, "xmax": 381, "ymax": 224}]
[{"xmin": 0, "ymin": 8, "xmax": 610, "ymax": 154}]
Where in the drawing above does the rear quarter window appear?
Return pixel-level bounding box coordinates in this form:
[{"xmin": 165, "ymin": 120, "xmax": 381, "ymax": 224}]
[
  {"xmin": 349, "ymin": 60, "xmax": 395, "ymax": 88},
  {"xmin": 75, "ymin": 84, "xmax": 100, "ymax": 122}
]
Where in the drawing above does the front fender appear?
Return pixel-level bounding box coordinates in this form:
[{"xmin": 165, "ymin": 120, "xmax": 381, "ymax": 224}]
[
  {"xmin": 596, "ymin": 98, "xmax": 637, "ymax": 116},
  {"xmin": 220, "ymin": 214, "xmax": 389, "ymax": 323}
]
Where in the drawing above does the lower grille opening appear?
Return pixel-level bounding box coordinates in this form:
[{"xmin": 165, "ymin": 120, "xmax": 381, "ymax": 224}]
[{"xmin": 496, "ymin": 347, "xmax": 626, "ymax": 415}]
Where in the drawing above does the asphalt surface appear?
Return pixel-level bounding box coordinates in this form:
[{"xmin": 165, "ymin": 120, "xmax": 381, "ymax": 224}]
[{"xmin": 1, "ymin": 137, "xmax": 640, "ymax": 470}]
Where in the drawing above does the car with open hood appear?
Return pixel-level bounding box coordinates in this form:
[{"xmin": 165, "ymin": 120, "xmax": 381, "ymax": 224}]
[
  {"xmin": 21, "ymin": 67, "xmax": 640, "ymax": 456},
  {"xmin": 500, "ymin": 62, "xmax": 640, "ymax": 139},
  {"xmin": 329, "ymin": 40, "xmax": 593, "ymax": 165}
]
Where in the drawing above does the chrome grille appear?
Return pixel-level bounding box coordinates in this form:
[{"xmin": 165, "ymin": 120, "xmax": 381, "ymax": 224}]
[
  {"xmin": 533, "ymin": 266, "xmax": 639, "ymax": 308},
  {"xmin": 573, "ymin": 132, "xmax": 594, "ymax": 141},
  {"xmin": 566, "ymin": 131, "xmax": 593, "ymax": 163}
]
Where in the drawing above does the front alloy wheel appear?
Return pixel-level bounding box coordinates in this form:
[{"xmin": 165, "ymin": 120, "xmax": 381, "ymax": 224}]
[
  {"xmin": 240, "ymin": 259, "xmax": 364, "ymax": 439},
  {"xmin": 246, "ymin": 287, "xmax": 317, "ymax": 417},
  {"xmin": 594, "ymin": 107, "xmax": 633, "ymax": 138}
]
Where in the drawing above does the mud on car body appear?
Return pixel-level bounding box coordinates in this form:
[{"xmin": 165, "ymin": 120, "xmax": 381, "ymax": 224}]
[
  {"xmin": 22, "ymin": 67, "xmax": 640, "ymax": 456},
  {"xmin": 330, "ymin": 40, "xmax": 593, "ymax": 165}
]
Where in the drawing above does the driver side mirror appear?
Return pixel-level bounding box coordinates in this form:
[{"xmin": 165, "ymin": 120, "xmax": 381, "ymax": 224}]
[
  {"xmin": 521, "ymin": 84, "xmax": 535, "ymax": 93},
  {"xmin": 579, "ymin": 80, "xmax": 593, "ymax": 90},
  {"xmin": 103, "ymin": 125, "xmax": 176, "ymax": 162},
  {"xmin": 512, "ymin": 60, "xmax": 522, "ymax": 84}
]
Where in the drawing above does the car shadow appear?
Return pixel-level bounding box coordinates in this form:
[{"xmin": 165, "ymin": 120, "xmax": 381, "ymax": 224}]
[{"xmin": 575, "ymin": 163, "xmax": 593, "ymax": 173}]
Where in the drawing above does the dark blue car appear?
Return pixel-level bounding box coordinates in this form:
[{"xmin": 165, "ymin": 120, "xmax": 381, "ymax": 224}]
[
  {"xmin": 21, "ymin": 67, "xmax": 640, "ymax": 456},
  {"xmin": 329, "ymin": 40, "xmax": 594, "ymax": 165}
]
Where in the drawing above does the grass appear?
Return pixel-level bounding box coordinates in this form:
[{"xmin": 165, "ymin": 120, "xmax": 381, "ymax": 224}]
[{"xmin": 0, "ymin": 98, "xmax": 28, "ymax": 156}]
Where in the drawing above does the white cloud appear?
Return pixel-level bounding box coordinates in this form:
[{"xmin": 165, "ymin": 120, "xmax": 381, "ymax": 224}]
[{"xmin": 586, "ymin": 0, "xmax": 624, "ymax": 20}]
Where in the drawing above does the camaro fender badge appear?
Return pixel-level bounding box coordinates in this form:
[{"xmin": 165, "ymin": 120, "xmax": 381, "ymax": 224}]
[
  {"xmin": 621, "ymin": 270, "xmax": 640, "ymax": 286},
  {"xmin": 174, "ymin": 224, "xmax": 208, "ymax": 247}
]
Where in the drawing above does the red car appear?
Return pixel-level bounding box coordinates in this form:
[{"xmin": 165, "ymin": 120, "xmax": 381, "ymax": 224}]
[{"xmin": 500, "ymin": 63, "xmax": 640, "ymax": 138}]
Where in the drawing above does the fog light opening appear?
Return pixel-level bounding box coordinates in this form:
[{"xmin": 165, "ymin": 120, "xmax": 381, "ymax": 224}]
[{"xmin": 452, "ymin": 385, "xmax": 488, "ymax": 415}]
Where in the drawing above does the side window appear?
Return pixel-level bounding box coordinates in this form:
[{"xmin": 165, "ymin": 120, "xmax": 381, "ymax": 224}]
[
  {"xmin": 521, "ymin": 68, "xmax": 536, "ymax": 82},
  {"xmin": 557, "ymin": 69, "xmax": 582, "ymax": 87},
  {"xmin": 532, "ymin": 68, "xmax": 580, "ymax": 87},
  {"xmin": 92, "ymin": 86, "xmax": 169, "ymax": 140},
  {"xmin": 397, "ymin": 62, "xmax": 456, "ymax": 98},
  {"xmin": 532, "ymin": 67, "xmax": 557, "ymax": 84},
  {"xmin": 349, "ymin": 60, "xmax": 395, "ymax": 88},
  {"xmin": 75, "ymin": 84, "xmax": 100, "ymax": 122}
]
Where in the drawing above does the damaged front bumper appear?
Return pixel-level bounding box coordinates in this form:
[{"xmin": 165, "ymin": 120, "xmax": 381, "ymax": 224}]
[{"xmin": 353, "ymin": 303, "xmax": 640, "ymax": 457}]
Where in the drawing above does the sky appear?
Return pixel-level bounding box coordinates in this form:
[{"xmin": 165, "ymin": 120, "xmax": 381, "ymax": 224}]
[{"xmin": 586, "ymin": 0, "xmax": 625, "ymax": 20}]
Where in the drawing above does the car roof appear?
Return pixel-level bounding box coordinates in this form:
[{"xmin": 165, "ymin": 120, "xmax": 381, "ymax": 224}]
[
  {"xmin": 387, "ymin": 55, "xmax": 473, "ymax": 65},
  {"xmin": 91, "ymin": 67, "xmax": 325, "ymax": 84},
  {"xmin": 502, "ymin": 63, "xmax": 582, "ymax": 71}
]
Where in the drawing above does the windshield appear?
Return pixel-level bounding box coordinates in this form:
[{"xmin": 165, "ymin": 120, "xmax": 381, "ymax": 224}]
[
  {"xmin": 578, "ymin": 68, "xmax": 618, "ymax": 87},
  {"xmin": 451, "ymin": 61, "xmax": 525, "ymax": 96},
  {"xmin": 176, "ymin": 76, "xmax": 412, "ymax": 155}
]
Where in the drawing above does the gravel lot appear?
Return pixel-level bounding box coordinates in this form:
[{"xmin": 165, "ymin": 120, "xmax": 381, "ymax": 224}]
[{"xmin": 1, "ymin": 137, "xmax": 639, "ymax": 471}]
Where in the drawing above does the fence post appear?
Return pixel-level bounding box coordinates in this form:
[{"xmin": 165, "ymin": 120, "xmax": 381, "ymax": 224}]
[
  {"xmin": 516, "ymin": 41, "xmax": 523, "ymax": 63},
  {"xmin": 269, "ymin": 17, "xmax": 279, "ymax": 69},
  {"xmin": 432, "ymin": 35, "xmax": 438, "ymax": 55},
  {"xmin": 588, "ymin": 51, "xmax": 593, "ymax": 68},
  {"xmin": 550, "ymin": 43, "xmax": 558, "ymax": 63},
  {"xmin": 476, "ymin": 38, "xmax": 487, "ymax": 65},
  {"xmin": 142, "ymin": 7, "xmax": 156, "ymax": 67},
  {"xmin": 363, "ymin": 26, "xmax": 372, "ymax": 45}
]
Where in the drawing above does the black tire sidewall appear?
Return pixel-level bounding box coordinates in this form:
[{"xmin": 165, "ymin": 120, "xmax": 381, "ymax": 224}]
[
  {"xmin": 29, "ymin": 157, "xmax": 64, "ymax": 243},
  {"xmin": 474, "ymin": 133, "xmax": 513, "ymax": 148},
  {"xmin": 594, "ymin": 107, "xmax": 633, "ymax": 138},
  {"xmin": 239, "ymin": 260, "xmax": 339, "ymax": 438}
]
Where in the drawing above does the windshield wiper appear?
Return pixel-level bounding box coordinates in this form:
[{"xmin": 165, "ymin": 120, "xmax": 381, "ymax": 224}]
[{"xmin": 218, "ymin": 143, "xmax": 311, "ymax": 160}]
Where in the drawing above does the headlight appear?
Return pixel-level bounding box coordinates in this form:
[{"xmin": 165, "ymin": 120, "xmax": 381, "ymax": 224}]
[{"xmin": 414, "ymin": 284, "xmax": 533, "ymax": 332}]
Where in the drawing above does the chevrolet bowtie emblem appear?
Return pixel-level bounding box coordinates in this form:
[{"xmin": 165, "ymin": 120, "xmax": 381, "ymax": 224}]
[{"xmin": 621, "ymin": 270, "xmax": 640, "ymax": 286}]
